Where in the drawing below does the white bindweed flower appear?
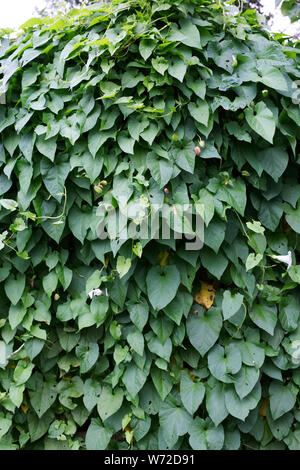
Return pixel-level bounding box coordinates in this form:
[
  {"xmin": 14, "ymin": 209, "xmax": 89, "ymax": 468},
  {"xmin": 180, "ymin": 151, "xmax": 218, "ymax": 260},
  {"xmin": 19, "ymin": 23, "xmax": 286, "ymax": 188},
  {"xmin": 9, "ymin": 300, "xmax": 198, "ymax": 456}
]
[
  {"xmin": 88, "ymin": 288, "xmax": 109, "ymax": 299},
  {"xmin": 271, "ymin": 251, "xmax": 292, "ymax": 269},
  {"xmin": 88, "ymin": 288, "xmax": 103, "ymax": 299}
]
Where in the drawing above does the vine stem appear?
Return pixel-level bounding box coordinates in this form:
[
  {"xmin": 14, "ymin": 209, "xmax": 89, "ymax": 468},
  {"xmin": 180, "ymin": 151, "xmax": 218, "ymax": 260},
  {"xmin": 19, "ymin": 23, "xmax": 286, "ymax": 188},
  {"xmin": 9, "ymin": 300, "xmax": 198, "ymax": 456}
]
[
  {"xmin": 3, "ymin": 241, "xmax": 18, "ymax": 253},
  {"xmin": 234, "ymin": 209, "xmax": 252, "ymax": 245},
  {"xmin": 234, "ymin": 209, "xmax": 267, "ymax": 285},
  {"xmin": 36, "ymin": 186, "xmax": 68, "ymax": 221},
  {"xmin": 1, "ymin": 187, "xmax": 67, "ymax": 256},
  {"xmin": 6, "ymin": 343, "xmax": 25, "ymax": 360}
]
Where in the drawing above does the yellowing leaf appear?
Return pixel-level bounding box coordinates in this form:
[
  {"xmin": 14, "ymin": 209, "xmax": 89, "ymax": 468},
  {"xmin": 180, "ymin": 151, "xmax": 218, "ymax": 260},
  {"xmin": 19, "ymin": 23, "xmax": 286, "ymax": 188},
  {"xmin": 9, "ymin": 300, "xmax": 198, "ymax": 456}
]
[
  {"xmin": 259, "ymin": 397, "xmax": 269, "ymax": 417},
  {"xmin": 194, "ymin": 281, "xmax": 215, "ymax": 310},
  {"xmin": 7, "ymin": 363, "xmax": 16, "ymax": 369},
  {"xmin": 157, "ymin": 251, "xmax": 169, "ymax": 266},
  {"xmin": 189, "ymin": 371, "xmax": 197, "ymax": 381},
  {"xmin": 124, "ymin": 425, "xmax": 133, "ymax": 444},
  {"xmin": 21, "ymin": 403, "xmax": 29, "ymax": 414}
]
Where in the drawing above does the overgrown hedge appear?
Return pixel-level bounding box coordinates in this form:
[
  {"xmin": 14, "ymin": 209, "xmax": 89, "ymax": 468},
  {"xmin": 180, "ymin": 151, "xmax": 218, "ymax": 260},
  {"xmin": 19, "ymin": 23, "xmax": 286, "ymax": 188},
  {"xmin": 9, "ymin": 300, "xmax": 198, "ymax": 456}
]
[{"xmin": 0, "ymin": 0, "xmax": 300, "ymax": 450}]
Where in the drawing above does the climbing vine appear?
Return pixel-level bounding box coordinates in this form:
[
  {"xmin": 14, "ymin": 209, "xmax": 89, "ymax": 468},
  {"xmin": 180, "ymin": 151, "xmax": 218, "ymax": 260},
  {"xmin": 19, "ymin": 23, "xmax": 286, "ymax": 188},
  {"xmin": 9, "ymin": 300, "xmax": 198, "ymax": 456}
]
[{"xmin": 0, "ymin": 0, "xmax": 300, "ymax": 450}]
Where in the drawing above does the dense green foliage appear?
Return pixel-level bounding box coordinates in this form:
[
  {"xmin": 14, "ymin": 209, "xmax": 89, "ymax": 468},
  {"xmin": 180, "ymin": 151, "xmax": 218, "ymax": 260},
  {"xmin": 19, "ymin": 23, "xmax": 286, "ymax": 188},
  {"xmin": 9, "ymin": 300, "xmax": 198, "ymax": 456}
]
[
  {"xmin": 34, "ymin": 0, "xmax": 90, "ymax": 18},
  {"xmin": 279, "ymin": 0, "xmax": 300, "ymax": 23},
  {"xmin": 0, "ymin": 0, "xmax": 300, "ymax": 450}
]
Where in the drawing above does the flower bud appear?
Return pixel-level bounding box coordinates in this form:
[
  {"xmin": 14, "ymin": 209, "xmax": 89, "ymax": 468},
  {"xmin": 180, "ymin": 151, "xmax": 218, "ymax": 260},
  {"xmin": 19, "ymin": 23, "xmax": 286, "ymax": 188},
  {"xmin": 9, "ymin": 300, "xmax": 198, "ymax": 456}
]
[
  {"xmin": 194, "ymin": 146, "xmax": 201, "ymax": 155},
  {"xmin": 199, "ymin": 140, "xmax": 205, "ymax": 148},
  {"xmin": 94, "ymin": 185, "xmax": 102, "ymax": 194},
  {"xmin": 164, "ymin": 188, "xmax": 169, "ymax": 194},
  {"xmin": 54, "ymin": 293, "xmax": 60, "ymax": 301}
]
